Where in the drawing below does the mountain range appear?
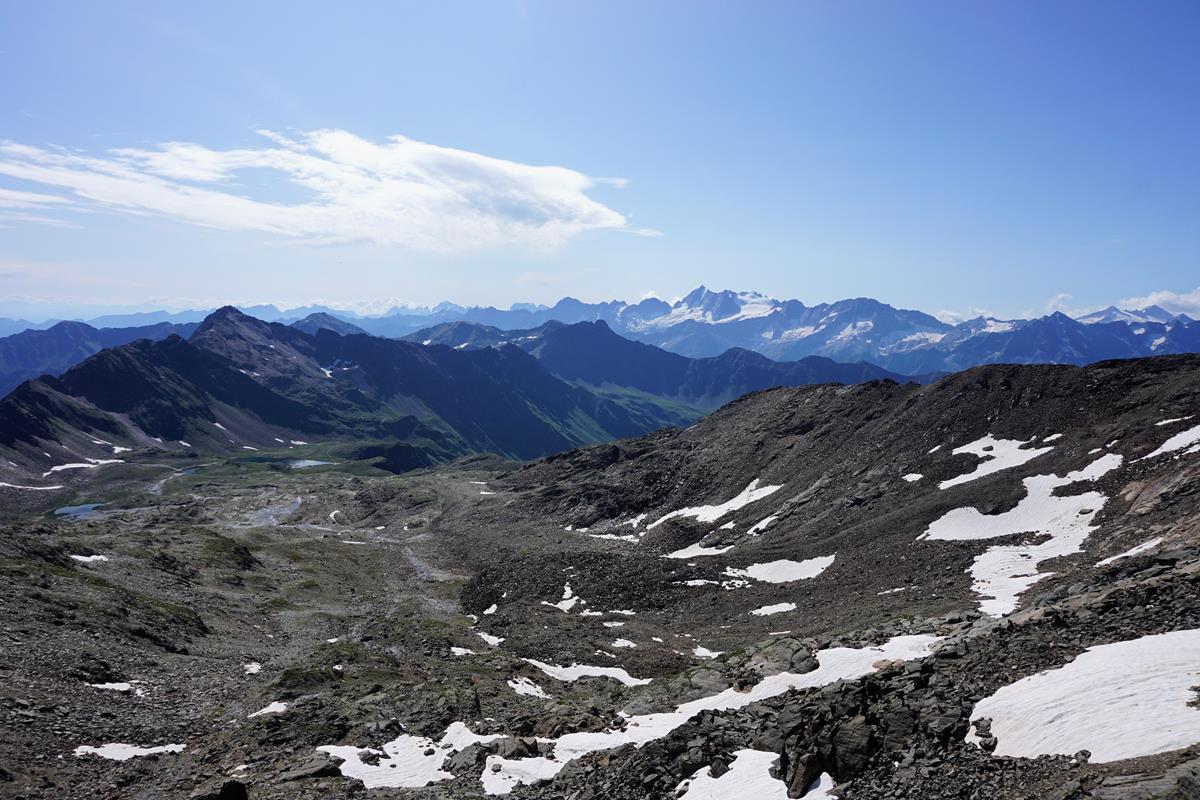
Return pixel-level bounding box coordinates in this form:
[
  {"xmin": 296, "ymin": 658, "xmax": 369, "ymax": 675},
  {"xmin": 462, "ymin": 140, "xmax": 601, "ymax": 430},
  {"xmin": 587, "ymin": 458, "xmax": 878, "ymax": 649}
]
[
  {"xmin": 3, "ymin": 287, "xmax": 1195, "ymax": 378},
  {"xmin": 0, "ymin": 307, "xmax": 913, "ymax": 477}
]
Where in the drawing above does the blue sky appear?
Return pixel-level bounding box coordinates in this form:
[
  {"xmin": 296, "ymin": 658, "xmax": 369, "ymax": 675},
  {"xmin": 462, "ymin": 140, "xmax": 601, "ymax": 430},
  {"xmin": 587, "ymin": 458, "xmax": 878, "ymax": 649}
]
[{"xmin": 1, "ymin": 0, "xmax": 1198, "ymax": 320}]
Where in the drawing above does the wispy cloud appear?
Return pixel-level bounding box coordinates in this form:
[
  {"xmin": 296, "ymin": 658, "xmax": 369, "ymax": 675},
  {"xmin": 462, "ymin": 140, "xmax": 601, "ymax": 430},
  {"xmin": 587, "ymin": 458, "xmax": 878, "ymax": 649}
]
[
  {"xmin": 0, "ymin": 130, "xmax": 651, "ymax": 251},
  {"xmin": 1119, "ymin": 287, "xmax": 1200, "ymax": 316}
]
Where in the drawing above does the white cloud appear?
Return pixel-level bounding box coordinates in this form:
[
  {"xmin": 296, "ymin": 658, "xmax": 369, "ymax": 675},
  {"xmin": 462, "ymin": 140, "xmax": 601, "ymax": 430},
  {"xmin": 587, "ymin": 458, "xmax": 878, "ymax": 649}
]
[
  {"xmin": 1118, "ymin": 287, "xmax": 1200, "ymax": 316},
  {"xmin": 0, "ymin": 187, "xmax": 70, "ymax": 208},
  {"xmin": 1045, "ymin": 292, "xmax": 1074, "ymax": 314},
  {"xmin": 935, "ymin": 306, "xmax": 996, "ymax": 324},
  {"xmin": 0, "ymin": 130, "xmax": 646, "ymax": 251}
]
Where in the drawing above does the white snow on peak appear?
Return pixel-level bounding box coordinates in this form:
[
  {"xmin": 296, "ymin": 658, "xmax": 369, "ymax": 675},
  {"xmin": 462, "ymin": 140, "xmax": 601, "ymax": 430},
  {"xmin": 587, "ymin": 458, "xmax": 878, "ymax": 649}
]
[
  {"xmin": 902, "ymin": 473, "xmax": 923, "ymax": 482},
  {"xmin": 675, "ymin": 749, "xmax": 834, "ymax": 800},
  {"xmin": 1096, "ymin": 536, "xmax": 1165, "ymax": 566},
  {"xmin": 522, "ymin": 658, "xmax": 651, "ymax": 687},
  {"xmin": 830, "ymin": 320, "xmax": 874, "ymax": 343},
  {"xmin": 921, "ymin": 454, "xmax": 1123, "ymax": 615},
  {"xmin": 610, "ymin": 638, "xmax": 637, "ymax": 649},
  {"xmin": 938, "ymin": 435, "xmax": 1053, "ymax": 490},
  {"xmin": 451, "ymin": 647, "xmax": 475, "ymax": 656},
  {"xmin": 1155, "ymin": 415, "xmax": 1195, "ymax": 426},
  {"xmin": 724, "ymin": 556, "xmax": 834, "ymax": 584},
  {"xmin": 0, "ymin": 482, "xmax": 63, "ymax": 491},
  {"xmin": 692, "ymin": 646, "xmax": 723, "ymax": 659},
  {"xmin": 1138, "ymin": 421, "xmax": 1200, "ymax": 460},
  {"xmin": 483, "ymin": 603, "xmax": 498, "ymax": 615},
  {"xmin": 647, "ymin": 480, "xmax": 783, "ymax": 529},
  {"xmin": 967, "ymin": 629, "xmax": 1200, "ymax": 762},
  {"xmin": 75, "ymin": 743, "xmax": 184, "ymax": 761},
  {"xmin": 69, "ymin": 554, "xmax": 109, "ymax": 563},
  {"xmin": 508, "ymin": 676, "xmax": 550, "ymax": 698},
  {"xmin": 665, "ymin": 542, "xmax": 735, "ymax": 559},
  {"xmin": 751, "ymin": 602, "xmax": 797, "ymax": 616}
]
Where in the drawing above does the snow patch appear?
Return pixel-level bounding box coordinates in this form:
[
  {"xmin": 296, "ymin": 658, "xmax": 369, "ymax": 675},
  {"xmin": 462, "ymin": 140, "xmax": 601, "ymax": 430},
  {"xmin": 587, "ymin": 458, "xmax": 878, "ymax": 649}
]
[
  {"xmin": 483, "ymin": 635, "xmax": 940, "ymax": 794},
  {"xmin": 921, "ymin": 454, "xmax": 1122, "ymax": 615},
  {"xmin": 248, "ymin": 701, "xmax": 288, "ymax": 718},
  {"xmin": 724, "ymin": 556, "xmax": 834, "ymax": 584},
  {"xmin": 75, "ymin": 743, "xmax": 184, "ymax": 761},
  {"xmin": 939, "ymin": 435, "xmax": 1053, "ymax": 490},
  {"xmin": 675, "ymin": 749, "xmax": 834, "ymax": 799},
  {"xmin": 523, "ymin": 659, "xmax": 651, "ymax": 687},
  {"xmin": 1139, "ymin": 421, "xmax": 1200, "ymax": 460},
  {"xmin": 508, "ymin": 676, "xmax": 550, "ymax": 698},
  {"xmin": 665, "ymin": 542, "xmax": 734, "ymax": 559},
  {"xmin": 967, "ymin": 630, "xmax": 1200, "ymax": 762},
  {"xmin": 648, "ymin": 480, "xmax": 783, "ymax": 529},
  {"xmin": 1096, "ymin": 536, "xmax": 1164, "ymax": 566},
  {"xmin": 320, "ymin": 722, "xmax": 503, "ymax": 789},
  {"xmin": 751, "ymin": 602, "xmax": 797, "ymax": 616}
]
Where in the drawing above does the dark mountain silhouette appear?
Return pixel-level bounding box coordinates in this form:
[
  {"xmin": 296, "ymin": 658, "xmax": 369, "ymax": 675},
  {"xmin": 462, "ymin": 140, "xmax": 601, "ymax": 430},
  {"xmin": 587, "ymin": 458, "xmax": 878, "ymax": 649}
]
[{"xmin": 0, "ymin": 320, "xmax": 197, "ymax": 397}]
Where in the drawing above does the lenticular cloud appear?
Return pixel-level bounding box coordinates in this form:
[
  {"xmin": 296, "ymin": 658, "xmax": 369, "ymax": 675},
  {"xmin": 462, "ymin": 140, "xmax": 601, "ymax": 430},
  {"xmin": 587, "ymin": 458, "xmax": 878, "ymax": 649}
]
[{"xmin": 0, "ymin": 129, "xmax": 640, "ymax": 251}]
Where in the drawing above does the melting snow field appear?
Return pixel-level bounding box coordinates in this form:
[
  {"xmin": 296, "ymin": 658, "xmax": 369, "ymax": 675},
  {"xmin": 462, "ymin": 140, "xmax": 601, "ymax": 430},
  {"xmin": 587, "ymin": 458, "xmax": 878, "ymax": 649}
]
[
  {"xmin": 523, "ymin": 658, "xmax": 651, "ymax": 687},
  {"xmin": 938, "ymin": 435, "xmax": 1053, "ymax": 490},
  {"xmin": 1096, "ymin": 536, "xmax": 1165, "ymax": 566},
  {"xmin": 508, "ymin": 676, "xmax": 550, "ymax": 698},
  {"xmin": 675, "ymin": 749, "xmax": 835, "ymax": 799},
  {"xmin": 967, "ymin": 630, "xmax": 1200, "ymax": 762},
  {"xmin": 320, "ymin": 722, "xmax": 503, "ymax": 789},
  {"xmin": 751, "ymin": 602, "xmax": 797, "ymax": 616},
  {"xmin": 541, "ymin": 583, "xmax": 581, "ymax": 612},
  {"xmin": 248, "ymin": 701, "xmax": 288, "ymax": 718},
  {"xmin": 41, "ymin": 458, "xmax": 124, "ymax": 478},
  {"xmin": 921, "ymin": 455, "xmax": 1121, "ymax": 615},
  {"xmin": 75, "ymin": 743, "xmax": 185, "ymax": 760},
  {"xmin": 665, "ymin": 542, "xmax": 734, "ymax": 559},
  {"xmin": 479, "ymin": 635, "xmax": 940, "ymax": 795},
  {"xmin": 1139, "ymin": 421, "xmax": 1200, "ymax": 460},
  {"xmin": 648, "ymin": 480, "xmax": 783, "ymax": 529},
  {"xmin": 724, "ymin": 556, "xmax": 834, "ymax": 584}
]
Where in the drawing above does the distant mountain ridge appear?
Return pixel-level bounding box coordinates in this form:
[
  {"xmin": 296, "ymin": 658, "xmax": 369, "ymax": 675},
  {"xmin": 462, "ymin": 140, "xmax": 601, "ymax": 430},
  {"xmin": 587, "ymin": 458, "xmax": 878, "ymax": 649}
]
[
  {"xmin": 404, "ymin": 318, "xmax": 918, "ymax": 411},
  {"xmin": 2, "ymin": 286, "xmax": 1197, "ymax": 377}
]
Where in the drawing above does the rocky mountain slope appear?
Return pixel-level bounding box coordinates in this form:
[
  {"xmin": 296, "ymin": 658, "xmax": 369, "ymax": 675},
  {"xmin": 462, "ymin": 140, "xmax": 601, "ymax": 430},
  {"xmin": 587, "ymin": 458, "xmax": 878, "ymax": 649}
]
[
  {"xmin": 0, "ymin": 354, "xmax": 1197, "ymax": 799},
  {"xmin": 0, "ymin": 320, "xmax": 197, "ymax": 397}
]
